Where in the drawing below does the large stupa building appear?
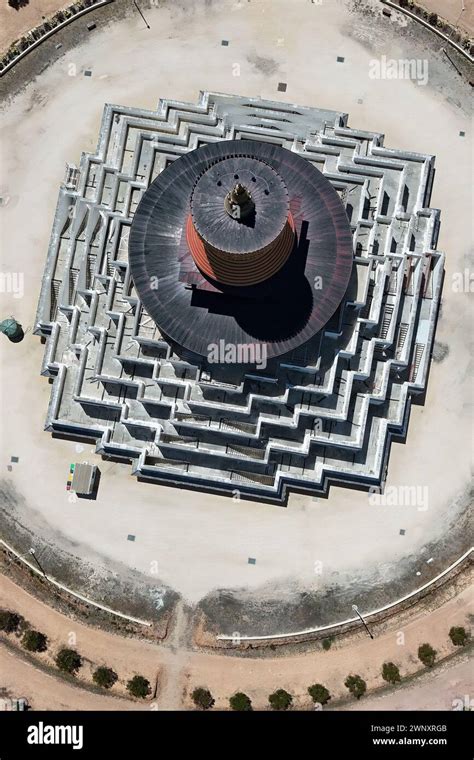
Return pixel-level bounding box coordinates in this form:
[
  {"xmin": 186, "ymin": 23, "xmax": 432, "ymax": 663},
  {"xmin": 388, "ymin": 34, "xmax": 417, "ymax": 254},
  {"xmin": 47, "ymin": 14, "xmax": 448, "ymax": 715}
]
[{"xmin": 35, "ymin": 92, "xmax": 444, "ymax": 503}]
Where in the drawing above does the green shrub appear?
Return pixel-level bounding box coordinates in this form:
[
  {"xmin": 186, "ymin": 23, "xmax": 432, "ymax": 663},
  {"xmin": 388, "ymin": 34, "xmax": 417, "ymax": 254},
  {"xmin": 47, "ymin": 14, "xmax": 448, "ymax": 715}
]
[
  {"xmin": 268, "ymin": 689, "xmax": 293, "ymax": 711},
  {"xmin": 191, "ymin": 687, "xmax": 214, "ymax": 710},
  {"xmin": 344, "ymin": 674, "xmax": 366, "ymax": 699},
  {"xmin": 55, "ymin": 648, "xmax": 82, "ymax": 674},
  {"xmin": 382, "ymin": 662, "xmax": 401, "ymax": 684},
  {"xmin": 21, "ymin": 630, "xmax": 47, "ymax": 653},
  {"xmin": 449, "ymin": 627, "xmax": 468, "ymax": 647},
  {"xmin": 127, "ymin": 675, "xmax": 151, "ymax": 699},
  {"xmin": 0, "ymin": 610, "xmax": 21, "ymax": 633},
  {"xmin": 322, "ymin": 637, "xmax": 333, "ymax": 651},
  {"xmin": 307, "ymin": 683, "xmax": 331, "ymax": 705},
  {"xmin": 418, "ymin": 643, "xmax": 437, "ymax": 667},
  {"xmin": 93, "ymin": 666, "xmax": 118, "ymax": 689},
  {"xmin": 229, "ymin": 692, "xmax": 252, "ymax": 711}
]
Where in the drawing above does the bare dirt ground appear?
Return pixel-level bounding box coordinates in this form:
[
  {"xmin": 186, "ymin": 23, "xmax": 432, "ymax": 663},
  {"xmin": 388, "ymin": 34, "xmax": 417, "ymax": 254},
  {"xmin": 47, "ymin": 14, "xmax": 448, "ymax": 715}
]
[
  {"xmin": 0, "ymin": 0, "xmax": 472, "ymax": 710},
  {"xmin": 417, "ymin": 0, "xmax": 474, "ymax": 36},
  {"xmin": 0, "ymin": 575, "xmax": 161, "ymax": 700},
  {"xmin": 0, "ymin": 0, "xmax": 472, "ymax": 638},
  {"xmin": 346, "ymin": 656, "xmax": 472, "ymax": 711},
  {"xmin": 0, "ymin": 0, "xmax": 71, "ymax": 54},
  {"xmin": 0, "ymin": 0, "xmax": 472, "ymax": 58},
  {"xmin": 0, "ymin": 645, "xmax": 143, "ymax": 710},
  {"xmin": 1, "ymin": 573, "xmax": 472, "ymax": 709}
]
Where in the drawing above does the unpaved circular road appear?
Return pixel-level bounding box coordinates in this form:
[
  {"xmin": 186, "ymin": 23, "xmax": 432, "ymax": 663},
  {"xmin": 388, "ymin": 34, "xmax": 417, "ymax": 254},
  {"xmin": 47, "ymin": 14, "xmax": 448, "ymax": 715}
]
[
  {"xmin": 1, "ymin": 0, "xmax": 472, "ymax": 57},
  {"xmin": 1, "ymin": 573, "xmax": 472, "ymax": 709},
  {"xmin": 0, "ymin": 0, "xmax": 472, "ymax": 643}
]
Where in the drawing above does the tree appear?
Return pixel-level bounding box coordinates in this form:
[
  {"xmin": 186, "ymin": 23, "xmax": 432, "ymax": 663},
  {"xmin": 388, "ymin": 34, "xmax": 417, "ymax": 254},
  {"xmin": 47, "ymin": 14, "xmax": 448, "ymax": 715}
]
[
  {"xmin": 382, "ymin": 662, "xmax": 401, "ymax": 684},
  {"xmin": 229, "ymin": 692, "xmax": 252, "ymax": 711},
  {"xmin": 418, "ymin": 643, "xmax": 437, "ymax": 667},
  {"xmin": 308, "ymin": 683, "xmax": 331, "ymax": 705},
  {"xmin": 127, "ymin": 675, "xmax": 151, "ymax": 699},
  {"xmin": 93, "ymin": 666, "xmax": 118, "ymax": 689},
  {"xmin": 344, "ymin": 674, "xmax": 367, "ymax": 699},
  {"xmin": 322, "ymin": 637, "xmax": 333, "ymax": 651},
  {"xmin": 449, "ymin": 626, "xmax": 468, "ymax": 647},
  {"xmin": 55, "ymin": 648, "xmax": 82, "ymax": 674},
  {"xmin": 268, "ymin": 689, "xmax": 293, "ymax": 711},
  {"xmin": 8, "ymin": 0, "xmax": 31, "ymax": 9},
  {"xmin": 428, "ymin": 12, "xmax": 438, "ymax": 26},
  {"xmin": 191, "ymin": 687, "xmax": 215, "ymax": 710},
  {"xmin": 21, "ymin": 630, "xmax": 47, "ymax": 653},
  {"xmin": 0, "ymin": 610, "xmax": 21, "ymax": 633}
]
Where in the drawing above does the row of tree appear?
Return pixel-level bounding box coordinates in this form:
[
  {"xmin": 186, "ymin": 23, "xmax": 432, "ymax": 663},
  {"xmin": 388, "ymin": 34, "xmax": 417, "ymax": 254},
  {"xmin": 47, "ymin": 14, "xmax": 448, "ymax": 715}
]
[
  {"xmin": 190, "ymin": 628, "xmax": 470, "ymax": 710},
  {"xmin": 2, "ymin": 0, "xmax": 100, "ymax": 69},
  {"xmin": 396, "ymin": 1, "xmax": 473, "ymax": 53},
  {"xmin": 0, "ymin": 608, "xmax": 469, "ymax": 706},
  {"xmin": 0, "ymin": 609, "xmax": 152, "ymax": 698}
]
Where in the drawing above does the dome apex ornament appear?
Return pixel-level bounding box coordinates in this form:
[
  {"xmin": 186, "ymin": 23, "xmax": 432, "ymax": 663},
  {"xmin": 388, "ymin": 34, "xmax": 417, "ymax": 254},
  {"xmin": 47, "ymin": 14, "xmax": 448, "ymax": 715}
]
[{"xmin": 224, "ymin": 182, "xmax": 255, "ymax": 220}]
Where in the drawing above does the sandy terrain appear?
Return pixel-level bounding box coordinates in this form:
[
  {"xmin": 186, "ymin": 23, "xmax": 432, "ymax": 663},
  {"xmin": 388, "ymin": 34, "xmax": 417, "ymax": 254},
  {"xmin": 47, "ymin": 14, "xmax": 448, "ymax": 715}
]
[
  {"xmin": 0, "ymin": 0, "xmax": 71, "ymax": 54},
  {"xmin": 182, "ymin": 589, "xmax": 473, "ymax": 709},
  {"xmin": 346, "ymin": 656, "xmax": 473, "ymax": 711},
  {"xmin": 1, "ymin": 574, "xmax": 472, "ymax": 709},
  {"xmin": 415, "ymin": 0, "xmax": 474, "ymax": 36},
  {"xmin": 0, "ymin": 0, "xmax": 472, "ymax": 632},
  {"xmin": 0, "ymin": 646, "xmax": 144, "ymax": 710},
  {"xmin": 2, "ymin": 640, "xmax": 470, "ymax": 711},
  {"xmin": 0, "ymin": 575, "xmax": 161, "ymax": 699},
  {"xmin": 0, "ymin": 0, "xmax": 472, "ymax": 58}
]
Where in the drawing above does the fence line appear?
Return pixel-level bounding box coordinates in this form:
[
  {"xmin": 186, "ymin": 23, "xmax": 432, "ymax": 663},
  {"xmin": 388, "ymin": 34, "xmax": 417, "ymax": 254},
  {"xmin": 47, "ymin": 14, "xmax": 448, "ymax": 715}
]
[
  {"xmin": 217, "ymin": 547, "xmax": 473, "ymax": 641},
  {"xmin": 0, "ymin": 0, "xmax": 113, "ymax": 77},
  {"xmin": 1, "ymin": 538, "xmax": 153, "ymax": 627},
  {"xmin": 381, "ymin": 0, "xmax": 474, "ymax": 63}
]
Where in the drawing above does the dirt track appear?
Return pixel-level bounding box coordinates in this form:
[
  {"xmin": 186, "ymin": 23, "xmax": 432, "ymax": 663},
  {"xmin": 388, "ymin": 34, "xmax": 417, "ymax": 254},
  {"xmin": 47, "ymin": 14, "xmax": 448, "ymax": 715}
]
[
  {"xmin": 0, "ymin": 0, "xmax": 472, "ymax": 713},
  {"xmin": 1, "ymin": 0, "xmax": 472, "ymax": 57},
  {"xmin": 0, "ymin": 645, "xmax": 143, "ymax": 710},
  {"xmin": 346, "ymin": 656, "xmax": 473, "ymax": 711},
  {"xmin": 0, "ymin": 0, "xmax": 70, "ymax": 53},
  {"xmin": 1, "ymin": 573, "xmax": 472, "ymax": 710}
]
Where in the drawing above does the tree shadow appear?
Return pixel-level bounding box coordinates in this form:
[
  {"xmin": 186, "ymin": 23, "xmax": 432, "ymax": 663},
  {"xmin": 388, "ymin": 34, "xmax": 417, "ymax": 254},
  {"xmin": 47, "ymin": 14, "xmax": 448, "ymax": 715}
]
[{"xmin": 8, "ymin": 0, "xmax": 30, "ymax": 9}]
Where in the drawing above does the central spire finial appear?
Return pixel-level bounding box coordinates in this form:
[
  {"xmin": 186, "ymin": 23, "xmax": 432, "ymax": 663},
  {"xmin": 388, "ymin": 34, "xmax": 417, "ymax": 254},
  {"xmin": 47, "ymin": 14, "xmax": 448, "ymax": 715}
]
[{"xmin": 224, "ymin": 183, "xmax": 255, "ymax": 221}]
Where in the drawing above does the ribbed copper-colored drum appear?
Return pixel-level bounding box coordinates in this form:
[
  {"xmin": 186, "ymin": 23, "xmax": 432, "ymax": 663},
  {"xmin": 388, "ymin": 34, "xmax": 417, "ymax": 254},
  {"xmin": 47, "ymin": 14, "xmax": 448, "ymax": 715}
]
[
  {"xmin": 186, "ymin": 156, "xmax": 296, "ymax": 286},
  {"xmin": 186, "ymin": 214, "xmax": 296, "ymax": 286}
]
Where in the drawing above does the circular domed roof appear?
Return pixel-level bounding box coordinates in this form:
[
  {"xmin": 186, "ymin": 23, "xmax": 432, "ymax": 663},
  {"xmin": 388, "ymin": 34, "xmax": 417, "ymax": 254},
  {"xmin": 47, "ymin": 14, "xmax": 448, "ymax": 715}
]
[
  {"xmin": 190, "ymin": 156, "xmax": 289, "ymax": 255},
  {"xmin": 129, "ymin": 139, "xmax": 353, "ymax": 363}
]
